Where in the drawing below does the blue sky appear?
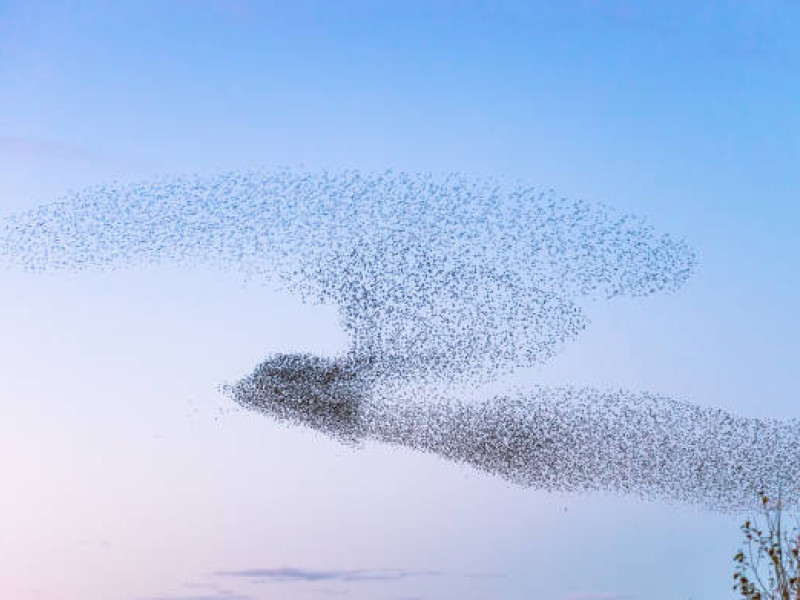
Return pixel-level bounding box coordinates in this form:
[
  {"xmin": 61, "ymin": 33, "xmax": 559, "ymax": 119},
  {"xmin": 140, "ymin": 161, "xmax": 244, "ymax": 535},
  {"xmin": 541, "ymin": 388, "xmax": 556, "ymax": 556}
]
[{"xmin": 1, "ymin": 2, "xmax": 799, "ymax": 599}]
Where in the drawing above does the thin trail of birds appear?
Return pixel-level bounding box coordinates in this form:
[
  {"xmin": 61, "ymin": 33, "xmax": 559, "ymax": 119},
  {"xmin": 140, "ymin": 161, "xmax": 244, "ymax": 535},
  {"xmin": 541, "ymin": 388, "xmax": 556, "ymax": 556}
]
[{"xmin": 2, "ymin": 168, "xmax": 786, "ymax": 510}]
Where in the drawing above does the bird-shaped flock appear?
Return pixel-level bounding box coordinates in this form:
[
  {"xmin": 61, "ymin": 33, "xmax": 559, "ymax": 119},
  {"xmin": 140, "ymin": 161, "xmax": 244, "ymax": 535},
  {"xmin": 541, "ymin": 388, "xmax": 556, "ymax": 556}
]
[{"xmin": 2, "ymin": 168, "xmax": 795, "ymax": 511}]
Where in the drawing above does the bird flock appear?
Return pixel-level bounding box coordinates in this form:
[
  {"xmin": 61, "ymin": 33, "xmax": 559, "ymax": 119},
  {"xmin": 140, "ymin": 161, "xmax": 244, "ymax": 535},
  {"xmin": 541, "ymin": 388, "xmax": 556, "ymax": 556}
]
[
  {"xmin": 226, "ymin": 352, "xmax": 800, "ymax": 511},
  {"xmin": 2, "ymin": 168, "xmax": 793, "ymax": 511}
]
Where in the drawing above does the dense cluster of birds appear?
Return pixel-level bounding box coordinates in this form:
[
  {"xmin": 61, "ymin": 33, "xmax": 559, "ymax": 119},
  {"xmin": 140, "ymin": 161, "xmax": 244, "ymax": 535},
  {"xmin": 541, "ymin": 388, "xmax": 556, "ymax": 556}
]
[{"xmin": 3, "ymin": 168, "xmax": 792, "ymax": 510}]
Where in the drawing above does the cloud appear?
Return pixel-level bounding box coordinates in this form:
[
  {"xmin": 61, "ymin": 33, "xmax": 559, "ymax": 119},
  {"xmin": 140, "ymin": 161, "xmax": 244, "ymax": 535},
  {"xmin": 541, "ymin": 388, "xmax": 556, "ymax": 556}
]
[
  {"xmin": 563, "ymin": 593, "xmax": 634, "ymax": 600},
  {"xmin": 215, "ymin": 567, "xmax": 443, "ymax": 584},
  {"xmin": 0, "ymin": 134, "xmax": 96, "ymax": 163},
  {"xmin": 148, "ymin": 595, "xmax": 250, "ymax": 600}
]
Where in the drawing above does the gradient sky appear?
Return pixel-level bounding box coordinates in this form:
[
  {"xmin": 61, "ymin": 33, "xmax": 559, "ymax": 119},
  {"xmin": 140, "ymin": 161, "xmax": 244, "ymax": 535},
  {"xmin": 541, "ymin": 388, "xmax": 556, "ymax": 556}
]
[{"xmin": 1, "ymin": 2, "xmax": 799, "ymax": 599}]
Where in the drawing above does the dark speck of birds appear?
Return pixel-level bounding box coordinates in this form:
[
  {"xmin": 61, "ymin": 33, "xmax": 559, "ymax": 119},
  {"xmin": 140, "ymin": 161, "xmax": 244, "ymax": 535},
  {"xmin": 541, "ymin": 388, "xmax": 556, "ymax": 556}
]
[{"xmin": 3, "ymin": 168, "xmax": 791, "ymax": 511}]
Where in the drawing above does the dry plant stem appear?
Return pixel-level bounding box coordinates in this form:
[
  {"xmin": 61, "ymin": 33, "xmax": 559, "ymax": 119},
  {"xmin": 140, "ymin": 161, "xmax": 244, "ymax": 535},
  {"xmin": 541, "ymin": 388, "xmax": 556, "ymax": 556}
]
[{"xmin": 734, "ymin": 491, "xmax": 800, "ymax": 600}]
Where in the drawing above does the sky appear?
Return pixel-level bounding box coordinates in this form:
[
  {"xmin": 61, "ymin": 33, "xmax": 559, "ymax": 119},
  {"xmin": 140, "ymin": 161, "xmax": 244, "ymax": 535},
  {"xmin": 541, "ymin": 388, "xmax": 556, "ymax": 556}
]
[{"xmin": 0, "ymin": 1, "xmax": 799, "ymax": 599}]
